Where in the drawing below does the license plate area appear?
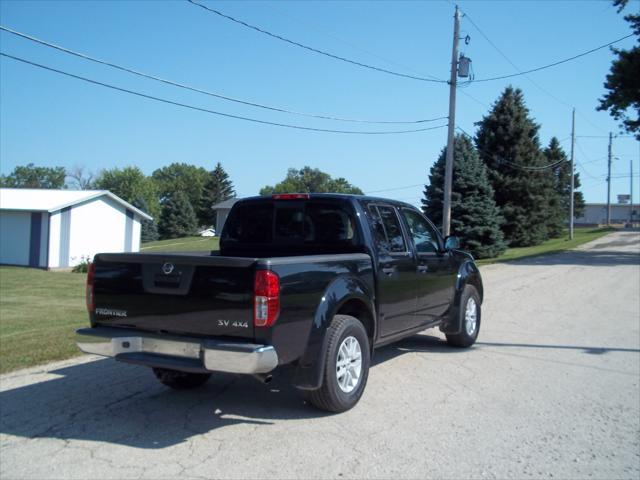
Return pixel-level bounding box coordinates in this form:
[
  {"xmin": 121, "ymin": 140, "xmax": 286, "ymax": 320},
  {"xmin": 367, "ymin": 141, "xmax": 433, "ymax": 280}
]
[{"xmin": 142, "ymin": 264, "xmax": 195, "ymax": 295}]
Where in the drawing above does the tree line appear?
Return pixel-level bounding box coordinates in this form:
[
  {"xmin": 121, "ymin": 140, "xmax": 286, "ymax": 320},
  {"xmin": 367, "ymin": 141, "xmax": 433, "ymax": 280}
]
[
  {"xmin": 0, "ymin": 85, "xmax": 586, "ymax": 258},
  {"xmin": 0, "ymin": 162, "xmax": 236, "ymax": 241},
  {"xmin": 423, "ymin": 86, "xmax": 585, "ymax": 258}
]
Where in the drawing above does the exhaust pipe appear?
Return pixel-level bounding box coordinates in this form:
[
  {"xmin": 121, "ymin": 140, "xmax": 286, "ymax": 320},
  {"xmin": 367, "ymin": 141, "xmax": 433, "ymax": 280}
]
[{"xmin": 252, "ymin": 374, "xmax": 273, "ymax": 384}]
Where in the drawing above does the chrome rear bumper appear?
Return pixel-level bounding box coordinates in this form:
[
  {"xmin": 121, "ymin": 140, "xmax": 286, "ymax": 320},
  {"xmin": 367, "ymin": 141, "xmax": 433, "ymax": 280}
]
[{"xmin": 76, "ymin": 327, "xmax": 278, "ymax": 374}]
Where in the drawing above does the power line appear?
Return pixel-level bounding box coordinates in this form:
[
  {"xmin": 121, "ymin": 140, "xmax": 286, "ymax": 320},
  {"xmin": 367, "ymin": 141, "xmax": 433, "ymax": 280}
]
[
  {"xmin": 577, "ymin": 135, "xmax": 635, "ymax": 139},
  {"xmin": 0, "ymin": 52, "xmax": 449, "ymax": 135},
  {"xmin": 366, "ymin": 183, "xmax": 424, "ymax": 194},
  {"xmin": 186, "ymin": 0, "xmax": 447, "ymax": 84},
  {"xmin": 471, "ymin": 33, "xmax": 633, "ymax": 82},
  {"xmin": 0, "ymin": 25, "xmax": 446, "ymax": 126},
  {"xmin": 575, "ymin": 139, "xmax": 605, "ymax": 180},
  {"xmin": 267, "ymin": 3, "xmax": 432, "ymax": 82},
  {"xmin": 460, "ymin": 9, "xmax": 613, "ymax": 134}
]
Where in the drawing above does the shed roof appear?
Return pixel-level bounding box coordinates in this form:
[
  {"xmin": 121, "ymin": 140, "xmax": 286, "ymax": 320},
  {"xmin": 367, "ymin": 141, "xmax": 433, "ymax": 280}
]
[{"xmin": 0, "ymin": 188, "xmax": 153, "ymax": 220}]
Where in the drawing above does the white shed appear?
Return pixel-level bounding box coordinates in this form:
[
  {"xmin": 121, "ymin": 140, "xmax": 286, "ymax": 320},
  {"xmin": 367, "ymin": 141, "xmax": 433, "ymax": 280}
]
[
  {"xmin": 211, "ymin": 198, "xmax": 239, "ymax": 234},
  {"xmin": 0, "ymin": 188, "xmax": 152, "ymax": 268}
]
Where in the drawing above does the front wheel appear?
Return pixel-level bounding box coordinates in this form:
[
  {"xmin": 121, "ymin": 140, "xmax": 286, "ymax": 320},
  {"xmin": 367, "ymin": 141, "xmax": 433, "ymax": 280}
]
[
  {"xmin": 153, "ymin": 368, "xmax": 211, "ymax": 390},
  {"xmin": 306, "ymin": 315, "xmax": 370, "ymax": 413},
  {"xmin": 445, "ymin": 285, "xmax": 481, "ymax": 348}
]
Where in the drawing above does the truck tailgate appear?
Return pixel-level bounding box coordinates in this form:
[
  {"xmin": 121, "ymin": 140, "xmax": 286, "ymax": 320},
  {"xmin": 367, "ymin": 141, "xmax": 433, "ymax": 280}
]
[{"xmin": 91, "ymin": 253, "xmax": 257, "ymax": 339}]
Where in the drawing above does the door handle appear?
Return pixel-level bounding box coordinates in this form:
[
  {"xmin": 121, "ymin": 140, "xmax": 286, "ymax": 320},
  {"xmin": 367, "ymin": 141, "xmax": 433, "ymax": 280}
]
[
  {"xmin": 417, "ymin": 265, "xmax": 429, "ymax": 274},
  {"xmin": 382, "ymin": 267, "xmax": 396, "ymax": 276}
]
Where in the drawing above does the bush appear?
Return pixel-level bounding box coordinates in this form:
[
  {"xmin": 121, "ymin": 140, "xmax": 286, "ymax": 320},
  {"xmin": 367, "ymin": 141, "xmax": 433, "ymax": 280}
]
[{"xmin": 72, "ymin": 256, "xmax": 91, "ymax": 273}]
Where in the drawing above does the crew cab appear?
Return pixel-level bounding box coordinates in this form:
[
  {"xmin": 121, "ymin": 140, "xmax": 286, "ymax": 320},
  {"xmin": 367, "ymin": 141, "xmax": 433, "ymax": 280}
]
[{"xmin": 77, "ymin": 194, "xmax": 483, "ymax": 412}]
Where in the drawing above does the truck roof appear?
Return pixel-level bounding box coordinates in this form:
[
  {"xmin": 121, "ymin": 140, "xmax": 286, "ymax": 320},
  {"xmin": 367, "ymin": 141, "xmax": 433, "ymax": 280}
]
[{"xmin": 236, "ymin": 193, "xmax": 418, "ymax": 210}]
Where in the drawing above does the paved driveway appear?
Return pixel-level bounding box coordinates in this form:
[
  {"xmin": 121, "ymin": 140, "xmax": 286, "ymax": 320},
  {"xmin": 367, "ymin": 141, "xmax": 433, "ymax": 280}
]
[{"xmin": 1, "ymin": 232, "xmax": 639, "ymax": 479}]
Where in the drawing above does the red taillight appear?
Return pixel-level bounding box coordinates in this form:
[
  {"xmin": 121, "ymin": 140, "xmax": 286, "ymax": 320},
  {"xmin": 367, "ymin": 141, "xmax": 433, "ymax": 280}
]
[
  {"xmin": 254, "ymin": 270, "xmax": 280, "ymax": 327},
  {"xmin": 272, "ymin": 193, "xmax": 310, "ymax": 200},
  {"xmin": 86, "ymin": 262, "xmax": 95, "ymax": 313}
]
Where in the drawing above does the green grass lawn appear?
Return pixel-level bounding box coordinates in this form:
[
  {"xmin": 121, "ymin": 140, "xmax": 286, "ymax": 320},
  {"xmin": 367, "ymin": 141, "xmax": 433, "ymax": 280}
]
[
  {"xmin": 0, "ymin": 266, "xmax": 87, "ymax": 374},
  {"xmin": 476, "ymin": 227, "xmax": 615, "ymax": 265},
  {"xmin": 140, "ymin": 236, "xmax": 219, "ymax": 252},
  {"xmin": 0, "ymin": 227, "xmax": 614, "ymax": 374}
]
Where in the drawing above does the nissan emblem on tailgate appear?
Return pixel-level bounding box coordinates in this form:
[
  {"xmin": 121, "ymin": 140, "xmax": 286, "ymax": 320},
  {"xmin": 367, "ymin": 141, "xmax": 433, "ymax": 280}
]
[{"xmin": 162, "ymin": 262, "xmax": 174, "ymax": 275}]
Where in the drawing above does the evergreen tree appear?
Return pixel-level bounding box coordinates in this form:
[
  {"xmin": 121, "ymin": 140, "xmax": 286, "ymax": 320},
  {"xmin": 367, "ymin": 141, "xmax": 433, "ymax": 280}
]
[
  {"xmin": 132, "ymin": 197, "xmax": 159, "ymax": 243},
  {"xmin": 422, "ymin": 134, "xmax": 506, "ymax": 259},
  {"xmin": 475, "ymin": 86, "xmax": 555, "ymax": 247},
  {"xmin": 545, "ymin": 138, "xmax": 586, "ymax": 224},
  {"xmin": 199, "ymin": 163, "xmax": 236, "ymax": 227},
  {"xmin": 158, "ymin": 191, "xmax": 198, "ymax": 239}
]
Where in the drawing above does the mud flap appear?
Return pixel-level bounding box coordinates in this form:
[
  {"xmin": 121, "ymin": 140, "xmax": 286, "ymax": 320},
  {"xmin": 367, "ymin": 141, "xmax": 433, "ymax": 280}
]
[{"xmin": 439, "ymin": 301, "xmax": 462, "ymax": 335}]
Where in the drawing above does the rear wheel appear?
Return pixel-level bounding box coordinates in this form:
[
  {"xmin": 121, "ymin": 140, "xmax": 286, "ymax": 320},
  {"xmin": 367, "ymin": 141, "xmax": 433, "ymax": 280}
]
[
  {"xmin": 153, "ymin": 368, "xmax": 211, "ymax": 390},
  {"xmin": 306, "ymin": 315, "xmax": 370, "ymax": 413},
  {"xmin": 445, "ymin": 285, "xmax": 481, "ymax": 348}
]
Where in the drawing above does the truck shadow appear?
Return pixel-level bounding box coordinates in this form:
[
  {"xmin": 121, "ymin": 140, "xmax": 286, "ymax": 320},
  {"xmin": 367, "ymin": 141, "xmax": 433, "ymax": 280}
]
[
  {"xmin": 372, "ymin": 332, "xmax": 455, "ymax": 366},
  {"xmin": 0, "ymin": 359, "xmax": 326, "ymax": 449},
  {"xmin": 0, "ymin": 334, "xmax": 447, "ymax": 449}
]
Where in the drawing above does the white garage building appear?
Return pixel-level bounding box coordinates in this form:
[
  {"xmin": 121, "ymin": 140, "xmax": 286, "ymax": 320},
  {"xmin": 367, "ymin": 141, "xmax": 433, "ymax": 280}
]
[{"xmin": 0, "ymin": 188, "xmax": 152, "ymax": 268}]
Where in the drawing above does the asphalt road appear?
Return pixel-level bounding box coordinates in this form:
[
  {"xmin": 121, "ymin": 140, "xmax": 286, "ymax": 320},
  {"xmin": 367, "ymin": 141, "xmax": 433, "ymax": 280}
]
[{"xmin": 1, "ymin": 231, "xmax": 639, "ymax": 480}]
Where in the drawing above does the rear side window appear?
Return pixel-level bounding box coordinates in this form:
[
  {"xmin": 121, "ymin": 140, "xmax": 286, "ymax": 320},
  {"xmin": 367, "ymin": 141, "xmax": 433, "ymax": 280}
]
[
  {"xmin": 368, "ymin": 205, "xmax": 406, "ymax": 253},
  {"xmin": 223, "ymin": 203, "xmax": 273, "ymax": 244}
]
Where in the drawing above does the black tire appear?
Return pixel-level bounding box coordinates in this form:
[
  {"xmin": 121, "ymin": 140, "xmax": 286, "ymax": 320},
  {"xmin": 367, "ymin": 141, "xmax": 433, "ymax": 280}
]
[
  {"xmin": 446, "ymin": 285, "xmax": 481, "ymax": 348},
  {"xmin": 152, "ymin": 368, "xmax": 211, "ymax": 390},
  {"xmin": 306, "ymin": 315, "xmax": 370, "ymax": 413}
]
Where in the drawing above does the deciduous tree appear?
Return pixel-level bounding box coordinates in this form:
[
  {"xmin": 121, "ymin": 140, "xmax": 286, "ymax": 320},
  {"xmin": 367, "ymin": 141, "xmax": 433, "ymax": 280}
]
[
  {"xmin": 93, "ymin": 166, "xmax": 160, "ymax": 218},
  {"xmin": 260, "ymin": 166, "xmax": 363, "ymax": 195},
  {"xmin": 151, "ymin": 163, "xmax": 208, "ymax": 220},
  {"xmin": 0, "ymin": 163, "xmax": 66, "ymax": 189}
]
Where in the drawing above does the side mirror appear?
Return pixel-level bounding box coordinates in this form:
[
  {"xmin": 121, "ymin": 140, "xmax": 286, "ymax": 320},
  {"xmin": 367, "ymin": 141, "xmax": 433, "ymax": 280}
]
[{"xmin": 444, "ymin": 235, "xmax": 460, "ymax": 251}]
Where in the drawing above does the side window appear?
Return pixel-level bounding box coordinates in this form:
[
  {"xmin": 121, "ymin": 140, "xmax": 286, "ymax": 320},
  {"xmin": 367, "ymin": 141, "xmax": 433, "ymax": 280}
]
[
  {"xmin": 368, "ymin": 205, "xmax": 389, "ymax": 251},
  {"xmin": 401, "ymin": 209, "xmax": 440, "ymax": 254},
  {"xmin": 368, "ymin": 204, "xmax": 406, "ymax": 253}
]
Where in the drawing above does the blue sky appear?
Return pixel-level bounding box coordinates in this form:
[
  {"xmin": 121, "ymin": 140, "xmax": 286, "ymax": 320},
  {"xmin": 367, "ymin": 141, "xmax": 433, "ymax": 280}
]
[{"xmin": 1, "ymin": 0, "xmax": 638, "ymax": 207}]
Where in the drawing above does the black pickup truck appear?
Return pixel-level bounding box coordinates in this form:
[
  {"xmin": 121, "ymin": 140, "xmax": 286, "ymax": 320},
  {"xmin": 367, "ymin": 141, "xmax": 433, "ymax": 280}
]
[{"xmin": 77, "ymin": 194, "xmax": 483, "ymax": 412}]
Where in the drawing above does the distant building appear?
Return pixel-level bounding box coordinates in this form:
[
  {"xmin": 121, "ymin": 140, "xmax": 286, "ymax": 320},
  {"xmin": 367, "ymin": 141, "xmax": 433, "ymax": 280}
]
[
  {"xmin": 211, "ymin": 198, "xmax": 239, "ymax": 235},
  {"xmin": 0, "ymin": 189, "xmax": 152, "ymax": 268},
  {"xmin": 575, "ymin": 203, "xmax": 639, "ymax": 225}
]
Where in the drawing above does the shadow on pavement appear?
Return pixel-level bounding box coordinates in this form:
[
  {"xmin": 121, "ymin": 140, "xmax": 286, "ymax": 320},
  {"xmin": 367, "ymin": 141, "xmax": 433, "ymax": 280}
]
[
  {"xmin": 510, "ymin": 249, "xmax": 639, "ymax": 267},
  {"xmin": 372, "ymin": 333, "xmax": 458, "ymax": 366},
  {"xmin": 0, "ymin": 359, "xmax": 330, "ymax": 449},
  {"xmin": 2, "ymin": 331, "xmax": 636, "ymax": 448},
  {"xmin": 476, "ymin": 341, "xmax": 640, "ymax": 355},
  {"xmin": 0, "ymin": 335, "xmax": 444, "ymax": 449}
]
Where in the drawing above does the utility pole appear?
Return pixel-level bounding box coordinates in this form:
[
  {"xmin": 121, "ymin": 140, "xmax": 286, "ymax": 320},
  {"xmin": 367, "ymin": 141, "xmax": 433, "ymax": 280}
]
[
  {"xmin": 631, "ymin": 159, "xmax": 634, "ymax": 225},
  {"xmin": 569, "ymin": 108, "xmax": 575, "ymax": 239},
  {"xmin": 442, "ymin": 5, "xmax": 460, "ymax": 237},
  {"xmin": 607, "ymin": 132, "xmax": 612, "ymax": 225}
]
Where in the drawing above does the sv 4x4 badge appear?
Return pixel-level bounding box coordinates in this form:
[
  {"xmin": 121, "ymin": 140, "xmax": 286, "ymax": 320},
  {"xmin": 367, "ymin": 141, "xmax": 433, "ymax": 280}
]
[{"xmin": 218, "ymin": 320, "xmax": 249, "ymax": 328}]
